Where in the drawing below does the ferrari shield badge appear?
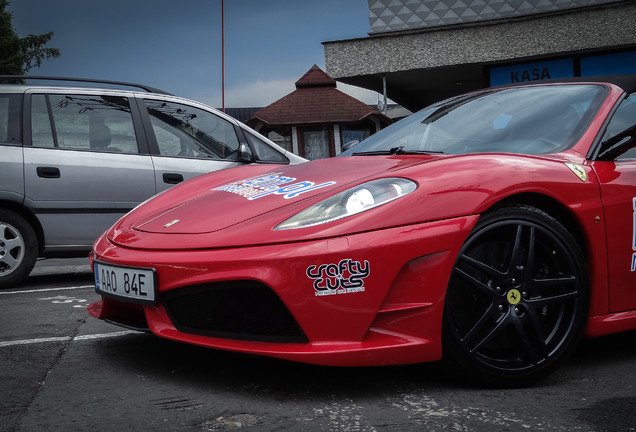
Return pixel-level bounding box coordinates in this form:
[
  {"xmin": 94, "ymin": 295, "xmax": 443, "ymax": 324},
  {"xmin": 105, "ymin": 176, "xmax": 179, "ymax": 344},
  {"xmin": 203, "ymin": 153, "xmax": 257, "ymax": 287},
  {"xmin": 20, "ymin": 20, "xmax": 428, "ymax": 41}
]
[{"xmin": 565, "ymin": 163, "xmax": 587, "ymax": 182}]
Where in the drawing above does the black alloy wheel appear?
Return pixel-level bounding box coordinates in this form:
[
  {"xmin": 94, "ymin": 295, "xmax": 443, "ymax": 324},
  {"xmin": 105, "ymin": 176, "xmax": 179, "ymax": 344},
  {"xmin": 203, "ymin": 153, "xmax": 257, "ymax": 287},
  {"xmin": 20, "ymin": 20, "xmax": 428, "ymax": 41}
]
[{"xmin": 443, "ymin": 204, "xmax": 589, "ymax": 387}]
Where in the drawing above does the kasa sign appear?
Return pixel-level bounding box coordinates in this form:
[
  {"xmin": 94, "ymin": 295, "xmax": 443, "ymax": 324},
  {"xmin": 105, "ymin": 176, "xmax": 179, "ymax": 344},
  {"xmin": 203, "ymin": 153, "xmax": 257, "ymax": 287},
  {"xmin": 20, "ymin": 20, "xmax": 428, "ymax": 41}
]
[{"xmin": 490, "ymin": 59, "xmax": 574, "ymax": 87}]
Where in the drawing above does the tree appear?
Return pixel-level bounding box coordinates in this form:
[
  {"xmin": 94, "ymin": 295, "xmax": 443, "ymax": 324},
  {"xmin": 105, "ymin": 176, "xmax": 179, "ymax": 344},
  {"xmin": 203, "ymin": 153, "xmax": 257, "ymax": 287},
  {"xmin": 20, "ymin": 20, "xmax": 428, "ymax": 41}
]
[{"xmin": 0, "ymin": 0, "xmax": 60, "ymax": 75}]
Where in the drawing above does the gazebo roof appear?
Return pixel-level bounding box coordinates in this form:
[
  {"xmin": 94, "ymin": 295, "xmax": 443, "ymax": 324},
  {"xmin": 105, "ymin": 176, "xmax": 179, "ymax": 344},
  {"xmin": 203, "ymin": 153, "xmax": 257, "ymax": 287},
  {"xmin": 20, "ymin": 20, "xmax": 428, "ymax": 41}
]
[{"xmin": 248, "ymin": 65, "xmax": 390, "ymax": 127}]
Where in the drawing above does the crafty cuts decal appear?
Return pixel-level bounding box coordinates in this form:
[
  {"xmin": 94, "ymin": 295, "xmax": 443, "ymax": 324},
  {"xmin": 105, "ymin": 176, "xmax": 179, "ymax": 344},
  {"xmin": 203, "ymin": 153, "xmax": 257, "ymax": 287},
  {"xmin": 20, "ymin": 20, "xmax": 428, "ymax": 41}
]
[
  {"xmin": 307, "ymin": 259, "xmax": 370, "ymax": 296},
  {"xmin": 213, "ymin": 172, "xmax": 336, "ymax": 200}
]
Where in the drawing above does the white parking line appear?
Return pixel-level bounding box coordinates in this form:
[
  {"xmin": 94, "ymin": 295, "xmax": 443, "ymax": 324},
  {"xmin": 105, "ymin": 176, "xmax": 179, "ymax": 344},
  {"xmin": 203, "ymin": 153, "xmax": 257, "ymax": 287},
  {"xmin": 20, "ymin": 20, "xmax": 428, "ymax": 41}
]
[
  {"xmin": 0, "ymin": 285, "xmax": 94, "ymax": 295},
  {"xmin": 0, "ymin": 330, "xmax": 142, "ymax": 348},
  {"xmin": 0, "ymin": 336, "xmax": 72, "ymax": 347},
  {"xmin": 74, "ymin": 331, "xmax": 143, "ymax": 341}
]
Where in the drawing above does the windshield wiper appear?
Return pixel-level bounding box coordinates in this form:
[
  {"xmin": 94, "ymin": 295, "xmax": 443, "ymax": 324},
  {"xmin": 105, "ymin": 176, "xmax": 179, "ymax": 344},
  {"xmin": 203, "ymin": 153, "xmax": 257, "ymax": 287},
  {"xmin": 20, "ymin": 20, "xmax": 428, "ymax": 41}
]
[{"xmin": 353, "ymin": 146, "xmax": 445, "ymax": 156}]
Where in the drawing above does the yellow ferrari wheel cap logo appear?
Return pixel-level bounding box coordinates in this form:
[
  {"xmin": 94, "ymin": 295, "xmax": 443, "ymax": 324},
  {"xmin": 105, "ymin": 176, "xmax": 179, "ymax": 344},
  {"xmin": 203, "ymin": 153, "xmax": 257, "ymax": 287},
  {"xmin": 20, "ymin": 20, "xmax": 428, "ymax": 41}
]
[{"xmin": 507, "ymin": 289, "xmax": 522, "ymax": 305}]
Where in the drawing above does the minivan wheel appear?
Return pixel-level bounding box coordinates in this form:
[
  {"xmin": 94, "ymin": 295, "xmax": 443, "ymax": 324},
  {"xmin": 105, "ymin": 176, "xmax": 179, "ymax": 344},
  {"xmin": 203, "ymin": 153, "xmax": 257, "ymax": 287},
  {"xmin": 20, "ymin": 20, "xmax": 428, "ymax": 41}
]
[{"xmin": 0, "ymin": 210, "xmax": 38, "ymax": 289}]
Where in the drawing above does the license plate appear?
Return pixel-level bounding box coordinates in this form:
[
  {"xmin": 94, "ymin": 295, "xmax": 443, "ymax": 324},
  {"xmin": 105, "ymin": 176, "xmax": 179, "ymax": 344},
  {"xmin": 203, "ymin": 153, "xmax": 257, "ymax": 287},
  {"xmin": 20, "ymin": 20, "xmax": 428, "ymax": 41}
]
[{"xmin": 94, "ymin": 260, "xmax": 157, "ymax": 305}]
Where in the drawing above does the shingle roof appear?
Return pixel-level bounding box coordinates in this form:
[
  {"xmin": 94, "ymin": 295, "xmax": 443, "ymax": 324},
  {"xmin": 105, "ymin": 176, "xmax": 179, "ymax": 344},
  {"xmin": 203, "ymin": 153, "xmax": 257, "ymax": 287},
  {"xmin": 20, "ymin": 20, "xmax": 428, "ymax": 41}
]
[{"xmin": 248, "ymin": 65, "xmax": 390, "ymax": 127}]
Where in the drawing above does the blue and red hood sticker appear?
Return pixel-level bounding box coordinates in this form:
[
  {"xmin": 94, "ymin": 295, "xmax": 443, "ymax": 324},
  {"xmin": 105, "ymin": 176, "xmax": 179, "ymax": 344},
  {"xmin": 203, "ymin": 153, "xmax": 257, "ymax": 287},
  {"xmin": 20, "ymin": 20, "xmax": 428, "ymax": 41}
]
[{"xmin": 213, "ymin": 172, "xmax": 336, "ymax": 200}]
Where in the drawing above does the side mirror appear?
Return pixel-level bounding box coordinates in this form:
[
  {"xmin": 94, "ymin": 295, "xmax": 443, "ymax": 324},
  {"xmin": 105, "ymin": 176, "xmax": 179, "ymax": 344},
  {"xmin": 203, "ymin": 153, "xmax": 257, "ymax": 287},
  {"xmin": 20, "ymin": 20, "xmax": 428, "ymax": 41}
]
[
  {"xmin": 238, "ymin": 143, "xmax": 255, "ymax": 163},
  {"xmin": 342, "ymin": 140, "xmax": 360, "ymax": 152}
]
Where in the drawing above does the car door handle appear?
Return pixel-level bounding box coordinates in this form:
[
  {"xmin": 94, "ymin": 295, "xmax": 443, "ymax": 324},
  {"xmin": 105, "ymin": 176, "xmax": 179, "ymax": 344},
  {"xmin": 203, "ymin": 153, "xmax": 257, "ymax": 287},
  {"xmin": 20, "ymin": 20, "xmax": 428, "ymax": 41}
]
[
  {"xmin": 162, "ymin": 173, "xmax": 184, "ymax": 184},
  {"xmin": 36, "ymin": 166, "xmax": 61, "ymax": 178}
]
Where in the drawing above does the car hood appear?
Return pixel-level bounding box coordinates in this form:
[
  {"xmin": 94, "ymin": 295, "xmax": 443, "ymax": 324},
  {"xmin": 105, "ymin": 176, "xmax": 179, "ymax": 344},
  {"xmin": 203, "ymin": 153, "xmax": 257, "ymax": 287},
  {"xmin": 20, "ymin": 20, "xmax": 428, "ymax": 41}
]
[
  {"xmin": 132, "ymin": 164, "xmax": 349, "ymax": 235},
  {"xmin": 106, "ymin": 152, "xmax": 597, "ymax": 250},
  {"xmin": 109, "ymin": 156, "xmax": 425, "ymax": 247}
]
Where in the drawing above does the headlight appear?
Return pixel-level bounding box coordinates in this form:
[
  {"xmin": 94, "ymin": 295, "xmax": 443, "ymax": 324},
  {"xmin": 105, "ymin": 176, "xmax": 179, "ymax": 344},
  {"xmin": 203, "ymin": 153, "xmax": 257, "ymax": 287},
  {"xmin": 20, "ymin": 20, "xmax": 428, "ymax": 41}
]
[{"xmin": 275, "ymin": 178, "xmax": 417, "ymax": 230}]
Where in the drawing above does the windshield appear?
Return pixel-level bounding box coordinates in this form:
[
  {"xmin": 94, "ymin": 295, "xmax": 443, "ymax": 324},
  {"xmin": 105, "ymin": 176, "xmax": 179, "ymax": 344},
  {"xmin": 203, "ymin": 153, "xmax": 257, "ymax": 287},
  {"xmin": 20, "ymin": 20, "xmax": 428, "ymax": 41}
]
[{"xmin": 340, "ymin": 84, "xmax": 606, "ymax": 157}]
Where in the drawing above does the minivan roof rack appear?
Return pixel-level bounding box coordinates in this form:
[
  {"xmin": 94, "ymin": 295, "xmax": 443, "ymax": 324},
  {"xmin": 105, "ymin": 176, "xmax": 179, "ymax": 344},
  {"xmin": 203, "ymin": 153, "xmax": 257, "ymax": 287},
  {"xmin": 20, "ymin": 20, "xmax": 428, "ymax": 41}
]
[{"xmin": 0, "ymin": 75, "xmax": 172, "ymax": 95}]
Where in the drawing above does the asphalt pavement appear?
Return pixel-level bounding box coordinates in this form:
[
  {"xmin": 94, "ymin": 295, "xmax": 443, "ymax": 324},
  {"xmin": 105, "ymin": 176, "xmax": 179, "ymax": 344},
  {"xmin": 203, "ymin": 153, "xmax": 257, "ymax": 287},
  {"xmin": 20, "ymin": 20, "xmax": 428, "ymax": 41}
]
[{"xmin": 1, "ymin": 258, "xmax": 635, "ymax": 432}]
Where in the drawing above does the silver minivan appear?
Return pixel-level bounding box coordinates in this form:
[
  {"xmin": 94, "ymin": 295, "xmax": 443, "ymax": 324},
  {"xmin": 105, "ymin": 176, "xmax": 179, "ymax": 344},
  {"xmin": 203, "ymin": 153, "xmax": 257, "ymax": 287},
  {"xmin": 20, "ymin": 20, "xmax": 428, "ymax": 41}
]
[{"xmin": 0, "ymin": 77, "xmax": 305, "ymax": 288}]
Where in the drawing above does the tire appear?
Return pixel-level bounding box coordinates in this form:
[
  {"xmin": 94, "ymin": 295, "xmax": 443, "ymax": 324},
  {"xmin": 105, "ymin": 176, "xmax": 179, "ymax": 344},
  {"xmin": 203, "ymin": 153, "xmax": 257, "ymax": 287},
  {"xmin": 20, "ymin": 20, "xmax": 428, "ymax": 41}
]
[
  {"xmin": 442, "ymin": 204, "xmax": 589, "ymax": 387},
  {"xmin": 0, "ymin": 209, "xmax": 38, "ymax": 289}
]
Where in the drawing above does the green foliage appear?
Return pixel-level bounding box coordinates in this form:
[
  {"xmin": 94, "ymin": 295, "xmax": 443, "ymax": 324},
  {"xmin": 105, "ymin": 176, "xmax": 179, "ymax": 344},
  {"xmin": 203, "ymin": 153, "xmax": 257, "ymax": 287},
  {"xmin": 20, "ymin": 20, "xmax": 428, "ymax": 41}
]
[{"xmin": 0, "ymin": 0, "xmax": 60, "ymax": 75}]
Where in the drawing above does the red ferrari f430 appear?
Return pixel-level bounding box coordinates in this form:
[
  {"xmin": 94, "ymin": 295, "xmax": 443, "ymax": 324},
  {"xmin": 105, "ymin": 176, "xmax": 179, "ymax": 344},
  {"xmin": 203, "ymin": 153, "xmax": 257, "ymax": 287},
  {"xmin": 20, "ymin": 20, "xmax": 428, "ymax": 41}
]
[{"xmin": 89, "ymin": 76, "xmax": 636, "ymax": 387}]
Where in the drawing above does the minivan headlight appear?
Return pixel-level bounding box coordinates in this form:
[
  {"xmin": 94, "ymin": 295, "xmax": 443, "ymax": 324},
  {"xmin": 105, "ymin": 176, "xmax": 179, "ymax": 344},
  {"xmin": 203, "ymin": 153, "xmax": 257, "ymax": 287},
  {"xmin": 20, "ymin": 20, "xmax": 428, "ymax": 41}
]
[{"xmin": 275, "ymin": 178, "xmax": 417, "ymax": 230}]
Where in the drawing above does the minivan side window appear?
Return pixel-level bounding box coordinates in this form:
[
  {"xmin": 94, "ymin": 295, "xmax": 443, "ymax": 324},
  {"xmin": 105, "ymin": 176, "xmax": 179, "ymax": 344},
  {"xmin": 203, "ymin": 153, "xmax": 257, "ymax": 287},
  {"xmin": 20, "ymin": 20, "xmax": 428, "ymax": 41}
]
[
  {"xmin": 0, "ymin": 94, "xmax": 21, "ymax": 144},
  {"xmin": 31, "ymin": 94, "xmax": 139, "ymax": 153},
  {"xmin": 0, "ymin": 96, "xmax": 10, "ymax": 142},
  {"xmin": 144, "ymin": 99, "xmax": 240, "ymax": 160},
  {"xmin": 243, "ymin": 130, "xmax": 288, "ymax": 163}
]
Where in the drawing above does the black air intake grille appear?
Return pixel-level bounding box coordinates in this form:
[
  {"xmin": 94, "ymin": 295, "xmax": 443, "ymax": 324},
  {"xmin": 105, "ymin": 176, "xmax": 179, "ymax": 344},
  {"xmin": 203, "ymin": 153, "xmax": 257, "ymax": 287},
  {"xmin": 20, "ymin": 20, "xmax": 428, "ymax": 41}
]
[{"xmin": 164, "ymin": 282, "xmax": 307, "ymax": 343}]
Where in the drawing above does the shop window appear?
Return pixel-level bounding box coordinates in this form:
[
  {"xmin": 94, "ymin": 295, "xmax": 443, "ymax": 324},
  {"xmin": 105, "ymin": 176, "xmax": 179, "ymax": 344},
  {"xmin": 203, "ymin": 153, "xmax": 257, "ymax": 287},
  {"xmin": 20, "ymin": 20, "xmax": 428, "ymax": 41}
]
[
  {"xmin": 341, "ymin": 126, "xmax": 371, "ymax": 147},
  {"xmin": 302, "ymin": 127, "xmax": 330, "ymax": 160}
]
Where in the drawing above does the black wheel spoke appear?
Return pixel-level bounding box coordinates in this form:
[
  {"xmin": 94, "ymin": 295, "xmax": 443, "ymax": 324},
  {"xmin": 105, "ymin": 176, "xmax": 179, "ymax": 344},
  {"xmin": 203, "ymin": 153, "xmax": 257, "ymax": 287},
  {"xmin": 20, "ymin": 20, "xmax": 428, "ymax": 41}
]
[
  {"xmin": 531, "ymin": 274, "xmax": 577, "ymax": 290},
  {"xmin": 461, "ymin": 303, "xmax": 505, "ymax": 349},
  {"xmin": 453, "ymin": 263, "xmax": 500, "ymax": 298},
  {"xmin": 512, "ymin": 313, "xmax": 547, "ymax": 364},
  {"xmin": 467, "ymin": 309, "xmax": 510, "ymax": 353},
  {"xmin": 526, "ymin": 289, "xmax": 578, "ymax": 309},
  {"xmin": 509, "ymin": 224, "xmax": 531, "ymax": 272},
  {"xmin": 458, "ymin": 252, "xmax": 506, "ymax": 282}
]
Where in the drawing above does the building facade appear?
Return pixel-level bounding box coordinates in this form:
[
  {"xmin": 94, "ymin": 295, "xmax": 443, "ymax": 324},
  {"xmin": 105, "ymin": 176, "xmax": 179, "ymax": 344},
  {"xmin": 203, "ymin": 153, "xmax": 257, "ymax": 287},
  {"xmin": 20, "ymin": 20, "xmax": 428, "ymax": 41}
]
[{"xmin": 323, "ymin": 0, "xmax": 636, "ymax": 111}]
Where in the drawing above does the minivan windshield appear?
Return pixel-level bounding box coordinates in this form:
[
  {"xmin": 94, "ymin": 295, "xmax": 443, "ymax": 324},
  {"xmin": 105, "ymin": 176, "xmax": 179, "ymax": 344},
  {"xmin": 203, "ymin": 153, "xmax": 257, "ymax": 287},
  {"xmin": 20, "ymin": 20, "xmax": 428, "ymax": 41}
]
[{"xmin": 340, "ymin": 84, "xmax": 606, "ymax": 157}]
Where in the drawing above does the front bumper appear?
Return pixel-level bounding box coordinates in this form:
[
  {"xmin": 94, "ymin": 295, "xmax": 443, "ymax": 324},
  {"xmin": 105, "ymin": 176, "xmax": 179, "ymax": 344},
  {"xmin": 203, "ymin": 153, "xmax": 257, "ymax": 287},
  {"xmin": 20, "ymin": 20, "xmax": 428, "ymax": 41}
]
[{"xmin": 89, "ymin": 214, "xmax": 478, "ymax": 366}]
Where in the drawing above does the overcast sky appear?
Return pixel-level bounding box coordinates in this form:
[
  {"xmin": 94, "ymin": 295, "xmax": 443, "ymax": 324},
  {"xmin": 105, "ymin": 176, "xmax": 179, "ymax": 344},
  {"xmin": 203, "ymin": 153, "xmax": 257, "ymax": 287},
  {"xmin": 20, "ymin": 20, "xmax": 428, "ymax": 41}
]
[{"xmin": 10, "ymin": 0, "xmax": 378, "ymax": 108}]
